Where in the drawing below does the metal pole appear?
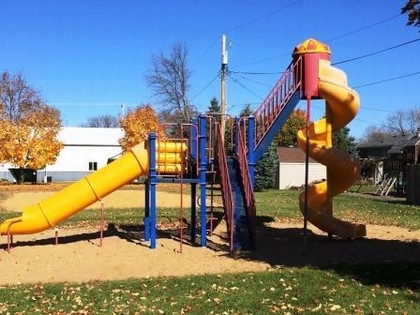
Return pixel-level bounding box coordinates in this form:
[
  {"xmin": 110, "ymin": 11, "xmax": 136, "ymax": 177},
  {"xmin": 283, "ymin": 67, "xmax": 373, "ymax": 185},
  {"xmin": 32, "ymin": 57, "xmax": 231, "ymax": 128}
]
[
  {"xmin": 303, "ymin": 97, "xmax": 311, "ymax": 254},
  {"xmin": 220, "ymin": 34, "xmax": 228, "ymax": 140}
]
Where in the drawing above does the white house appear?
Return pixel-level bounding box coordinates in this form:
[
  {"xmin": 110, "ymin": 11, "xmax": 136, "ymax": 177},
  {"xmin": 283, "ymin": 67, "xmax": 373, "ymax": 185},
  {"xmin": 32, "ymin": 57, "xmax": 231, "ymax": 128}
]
[
  {"xmin": 1, "ymin": 127, "xmax": 124, "ymax": 183},
  {"xmin": 276, "ymin": 147, "xmax": 326, "ymax": 189},
  {"xmin": 2, "ymin": 130, "xmax": 328, "ymax": 186}
]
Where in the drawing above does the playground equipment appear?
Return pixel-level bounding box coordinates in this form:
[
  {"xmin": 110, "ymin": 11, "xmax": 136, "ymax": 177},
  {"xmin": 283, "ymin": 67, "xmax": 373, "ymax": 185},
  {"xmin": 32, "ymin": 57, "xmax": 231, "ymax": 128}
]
[
  {"xmin": 0, "ymin": 143, "xmax": 150, "ymax": 235},
  {"xmin": 239, "ymin": 38, "xmax": 365, "ymax": 239},
  {"xmin": 1, "ymin": 38, "xmax": 365, "ymax": 253},
  {"xmin": 294, "ymin": 39, "xmax": 366, "ymax": 238}
]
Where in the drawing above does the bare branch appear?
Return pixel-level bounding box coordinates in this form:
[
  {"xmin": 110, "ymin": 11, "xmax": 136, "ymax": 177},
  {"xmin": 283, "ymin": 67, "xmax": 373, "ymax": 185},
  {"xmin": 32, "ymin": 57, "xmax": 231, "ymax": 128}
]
[{"xmin": 145, "ymin": 42, "xmax": 193, "ymax": 122}]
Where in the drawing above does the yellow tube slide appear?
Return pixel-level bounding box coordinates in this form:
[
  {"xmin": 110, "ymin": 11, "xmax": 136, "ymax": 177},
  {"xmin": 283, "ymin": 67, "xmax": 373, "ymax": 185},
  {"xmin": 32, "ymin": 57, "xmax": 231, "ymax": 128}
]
[
  {"xmin": 0, "ymin": 142, "xmax": 149, "ymax": 235},
  {"xmin": 297, "ymin": 60, "xmax": 366, "ymax": 238}
]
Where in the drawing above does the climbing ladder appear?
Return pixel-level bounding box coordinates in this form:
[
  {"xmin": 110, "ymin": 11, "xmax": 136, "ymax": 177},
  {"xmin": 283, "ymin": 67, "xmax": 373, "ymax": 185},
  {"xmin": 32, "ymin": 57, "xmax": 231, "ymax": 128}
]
[{"xmin": 375, "ymin": 173, "xmax": 397, "ymax": 196}]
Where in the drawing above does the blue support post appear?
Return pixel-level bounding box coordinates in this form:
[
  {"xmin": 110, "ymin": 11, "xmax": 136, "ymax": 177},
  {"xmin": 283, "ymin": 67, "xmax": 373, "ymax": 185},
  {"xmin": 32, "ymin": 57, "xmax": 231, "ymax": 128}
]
[
  {"xmin": 190, "ymin": 118, "xmax": 198, "ymax": 244},
  {"xmin": 148, "ymin": 133, "xmax": 157, "ymax": 249},
  {"xmin": 144, "ymin": 181, "xmax": 150, "ymax": 241},
  {"xmin": 190, "ymin": 118, "xmax": 198, "ymax": 163},
  {"xmin": 233, "ymin": 117, "xmax": 243, "ymax": 249},
  {"xmin": 247, "ymin": 116, "xmax": 256, "ymax": 188},
  {"xmin": 198, "ymin": 114, "xmax": 207, "ymax": 247}
]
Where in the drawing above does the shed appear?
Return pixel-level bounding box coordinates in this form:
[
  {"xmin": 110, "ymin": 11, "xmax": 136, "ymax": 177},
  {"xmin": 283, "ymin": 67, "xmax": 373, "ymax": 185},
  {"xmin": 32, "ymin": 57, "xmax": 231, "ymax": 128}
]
[{"xmin": 276, "ymin": 147, "xmax": 326, "ymax": 189}]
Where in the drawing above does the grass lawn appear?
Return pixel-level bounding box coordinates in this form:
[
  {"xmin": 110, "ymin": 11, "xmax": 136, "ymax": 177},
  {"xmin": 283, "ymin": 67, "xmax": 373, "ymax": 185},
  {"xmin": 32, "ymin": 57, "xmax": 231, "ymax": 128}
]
[
  {"xmin": 0, "ymin": 186, "xmax": 419, "ymax": 314},
  {"xmin": 0, "ymin": 264, "xmax": 419, "ymax": 314}
]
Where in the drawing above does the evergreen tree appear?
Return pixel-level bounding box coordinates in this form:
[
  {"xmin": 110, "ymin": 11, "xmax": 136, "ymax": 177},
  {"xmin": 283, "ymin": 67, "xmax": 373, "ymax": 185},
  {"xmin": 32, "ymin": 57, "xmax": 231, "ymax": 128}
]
[
  {"xmin": 239, "ymin": 103, "xmax": 278, "ymax": 190},
  {"xmin": 333, "ymin": 126, "xmax": 357, "ymax": 155},
  {"xmin": 208, "ymin": 97, "xmax": 220, "ymax": 113},
  {"xmin": 254, "ymin": 142, "xmax": 277, "ymax": 191}
]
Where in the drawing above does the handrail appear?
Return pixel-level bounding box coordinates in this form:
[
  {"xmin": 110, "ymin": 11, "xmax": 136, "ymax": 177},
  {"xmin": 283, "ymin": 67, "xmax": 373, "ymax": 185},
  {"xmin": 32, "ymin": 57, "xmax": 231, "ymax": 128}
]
[
  {"xmin": 254, "ymin": 57, "xmax": 303, "ymax": 148},
  {"xmin": 214, "ymin": 122, "xmax": 234, "ymax": 251},
  {"xmin": 236, "ymin": 126, "xmax": 257, "ymax": 248}
]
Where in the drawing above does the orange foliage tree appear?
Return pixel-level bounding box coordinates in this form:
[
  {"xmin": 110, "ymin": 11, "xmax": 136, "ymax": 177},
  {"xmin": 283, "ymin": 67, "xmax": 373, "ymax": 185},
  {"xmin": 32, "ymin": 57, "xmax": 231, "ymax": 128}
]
[
  {"xmin": 274, "ymin": 109, "xmax": 306, "ymax": 146},
  {"xmin": 119, "ymin": 104, "xmax": 165, "ymax": 152},
  {"xmin": 0, "ymin": 72, "xmax": 63, "ymax": 183}
]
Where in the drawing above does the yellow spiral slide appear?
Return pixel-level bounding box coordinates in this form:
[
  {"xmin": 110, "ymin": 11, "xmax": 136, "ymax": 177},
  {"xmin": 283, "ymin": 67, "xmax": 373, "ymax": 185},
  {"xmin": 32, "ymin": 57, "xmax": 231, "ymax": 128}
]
[{"xmin": 297, "ymin": 59, "xmax": 366, "ymax": 239}]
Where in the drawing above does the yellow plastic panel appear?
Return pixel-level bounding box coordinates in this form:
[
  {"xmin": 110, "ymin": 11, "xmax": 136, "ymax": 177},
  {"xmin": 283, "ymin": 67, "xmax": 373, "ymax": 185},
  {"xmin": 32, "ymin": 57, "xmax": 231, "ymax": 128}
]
[{"xmin": 297, "ymin": 60, "xmax": 366, "ymax": 239}]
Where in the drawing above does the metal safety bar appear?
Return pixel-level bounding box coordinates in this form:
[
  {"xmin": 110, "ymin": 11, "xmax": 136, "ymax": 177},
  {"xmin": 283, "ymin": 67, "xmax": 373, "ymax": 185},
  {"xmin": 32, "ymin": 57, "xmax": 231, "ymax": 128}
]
[
  {"xmin": 214, "ymin": 122, "xmax": 234, "ymax": 251},
  {"xmin": 254, "ymin": 57, "xmax": 303, "ymax": 148},
  {"xmin": 236, "ymin": 123, "xmax": 257, "ymax": 249}
]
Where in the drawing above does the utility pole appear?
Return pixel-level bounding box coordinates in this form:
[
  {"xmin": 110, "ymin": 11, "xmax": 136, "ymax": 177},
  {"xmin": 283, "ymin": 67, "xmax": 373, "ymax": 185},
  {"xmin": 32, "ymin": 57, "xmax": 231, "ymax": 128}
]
[
  {"xmin": 220, "ymin": 34, "xmax": 228, "ymax": 140},
  {"xmin": 120, "ymin": 103, "xmax": 125, "ymax": 118}
]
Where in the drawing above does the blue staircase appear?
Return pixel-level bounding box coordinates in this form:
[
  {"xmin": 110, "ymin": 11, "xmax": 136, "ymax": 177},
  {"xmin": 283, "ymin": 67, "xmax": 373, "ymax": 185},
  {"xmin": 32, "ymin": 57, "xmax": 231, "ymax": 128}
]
[
  {"xmin": 232, "ymin": 57, "xmax": 303, "ymax": 249},
  {"xmin": 213, "ymin": 57, "xmax": 303, "ymax": 251},
  {"xmin": 253, "ymin": 58, "xmax": 303, "ymax": 161}
]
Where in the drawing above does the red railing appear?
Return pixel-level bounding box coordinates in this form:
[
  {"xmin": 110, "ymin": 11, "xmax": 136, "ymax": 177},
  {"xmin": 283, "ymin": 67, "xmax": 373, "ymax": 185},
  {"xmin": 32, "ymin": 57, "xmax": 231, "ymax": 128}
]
[
  {"xmin": 214, "ymin": 123, "xmax": 234, "ymax": 251},
  {"xmin": 254, "ymin": 57, "xmax": 303, "ymax": 147},
  {"xmin": 236, "ymin": 125, "xmax": 257, "ymax": 248}
]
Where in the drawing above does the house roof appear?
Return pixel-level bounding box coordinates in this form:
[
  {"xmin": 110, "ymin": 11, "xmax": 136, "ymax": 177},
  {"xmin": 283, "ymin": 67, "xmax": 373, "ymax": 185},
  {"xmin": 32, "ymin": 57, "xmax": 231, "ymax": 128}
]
[
  {"xmin": 276, "ymin": 147, "xmax": 317, "ymax": 163},
  {"xmin": 59, "ymin": 127, "xmax": 123, "ymax": 146},
  {"xmin": 357, "ymin": 135, "xmax": 408, "ymax": 149},
  {"xmin": 389, "ymin": 135, "xmax": 420, "ymax": 154},
  {"xmin": 388, "ymin": 136, "xmax": 411, "ymax": 154}
]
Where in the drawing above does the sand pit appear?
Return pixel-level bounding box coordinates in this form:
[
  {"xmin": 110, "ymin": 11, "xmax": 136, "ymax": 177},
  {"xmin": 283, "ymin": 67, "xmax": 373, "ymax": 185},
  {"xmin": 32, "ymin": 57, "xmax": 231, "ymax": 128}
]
[{"xmin": 1, "ymin": 189, "xmax": 419, "ymax": 286}]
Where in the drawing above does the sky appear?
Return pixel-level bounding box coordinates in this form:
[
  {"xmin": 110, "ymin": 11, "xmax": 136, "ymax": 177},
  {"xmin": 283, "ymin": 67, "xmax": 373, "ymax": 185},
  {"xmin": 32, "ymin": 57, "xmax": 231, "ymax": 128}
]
[{"xmin": 1, "ymin": 0, "xmax": 419, "ymax": 140}]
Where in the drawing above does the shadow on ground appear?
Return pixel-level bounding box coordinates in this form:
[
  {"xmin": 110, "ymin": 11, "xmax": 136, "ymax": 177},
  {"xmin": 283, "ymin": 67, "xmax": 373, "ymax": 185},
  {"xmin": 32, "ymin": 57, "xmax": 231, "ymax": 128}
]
[{"xmin": 2, "ymin": 218, "xmax": 419, "ymax": 290}]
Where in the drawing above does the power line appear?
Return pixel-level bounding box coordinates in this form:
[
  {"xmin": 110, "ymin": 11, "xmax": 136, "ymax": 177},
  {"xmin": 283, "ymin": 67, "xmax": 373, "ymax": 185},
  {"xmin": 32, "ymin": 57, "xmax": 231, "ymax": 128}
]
[
  {"xmin": 333, "ymin": 37, "xmax": 420, "ymax": 65},
  {"xmin": 326, "ymin": 14, "xmax": 401, "ymax": 43},
  {"xmin": 235, "ymin": 13, "xmax": 402, "ymax": 68},
  {"xmin": 229, "ymin": 70, "xmax": 285, "ymax": 75},
  {"xmin": 225, "ymin": 0, "xmax": 304, "ymax": 33},
  {"xmin": 361, "ymin": 106, "xmax": 400, "ymax": 114},
  {"xmin": 191, "ymin": 1, "xmax": 304, "ymax": 72},
  {"xmin": 229, "ymin": 73, "xmax": 264, "ymax": 101},
  {"xmin": 354, "ymin": 70, "xmax": 420, "ymax": 89},
  {"xmin": 190, "ymin": 72, "xmax": 220, "ymax": 102},
  {"xmin": 232, "ymin": 39, "xmax": 420, "ymax": 92},
  {"xmin": 229, "ymin": 72, "xmax": 273, "ymax": 88}
]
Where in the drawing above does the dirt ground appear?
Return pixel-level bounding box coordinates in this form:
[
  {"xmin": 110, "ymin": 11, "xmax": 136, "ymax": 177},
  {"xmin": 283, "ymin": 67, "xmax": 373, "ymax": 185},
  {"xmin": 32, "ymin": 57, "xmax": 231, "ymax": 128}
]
[{"xmin": 1, "ymin": 189, "xmax": 420, "ymax": 286}]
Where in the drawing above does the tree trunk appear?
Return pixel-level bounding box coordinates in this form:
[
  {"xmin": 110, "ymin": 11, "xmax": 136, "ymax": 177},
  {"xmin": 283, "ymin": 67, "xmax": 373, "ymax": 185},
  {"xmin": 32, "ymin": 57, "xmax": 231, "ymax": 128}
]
[{"xmin": 17, "ymin": 167, "xmax": 24, "ymax": 185}]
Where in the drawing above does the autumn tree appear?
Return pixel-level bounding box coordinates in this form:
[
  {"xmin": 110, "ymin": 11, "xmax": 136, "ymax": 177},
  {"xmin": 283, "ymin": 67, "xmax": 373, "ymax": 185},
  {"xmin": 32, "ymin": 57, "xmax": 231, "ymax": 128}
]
[
  {"xmin": 81, "ymin": 114, "xmax": 120, "ymax": 128},
  {"xmin": 274, "ymin": 109, "xmax": 306, "ymax": 146},
  {"xmin": 119, "ymin": 104, "xmax": 165, "ymax": 152},
  {"xmin": 0, "ymin": 71, "xmax": 63, "ymax": 183},
  {"xmin": 402, "ymin": 0, "xmax": 420, "ymax": 26},
  {"xmin": 146, "ymin": 42, "xmax": 195, "ymax": 123}
]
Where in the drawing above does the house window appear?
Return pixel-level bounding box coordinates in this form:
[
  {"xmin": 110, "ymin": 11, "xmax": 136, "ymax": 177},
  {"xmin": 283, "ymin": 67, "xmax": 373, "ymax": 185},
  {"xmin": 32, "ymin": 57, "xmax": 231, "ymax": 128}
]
[{"xmin": 88, "ymin": 162, "xmax": 98, "ymax": 171}]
